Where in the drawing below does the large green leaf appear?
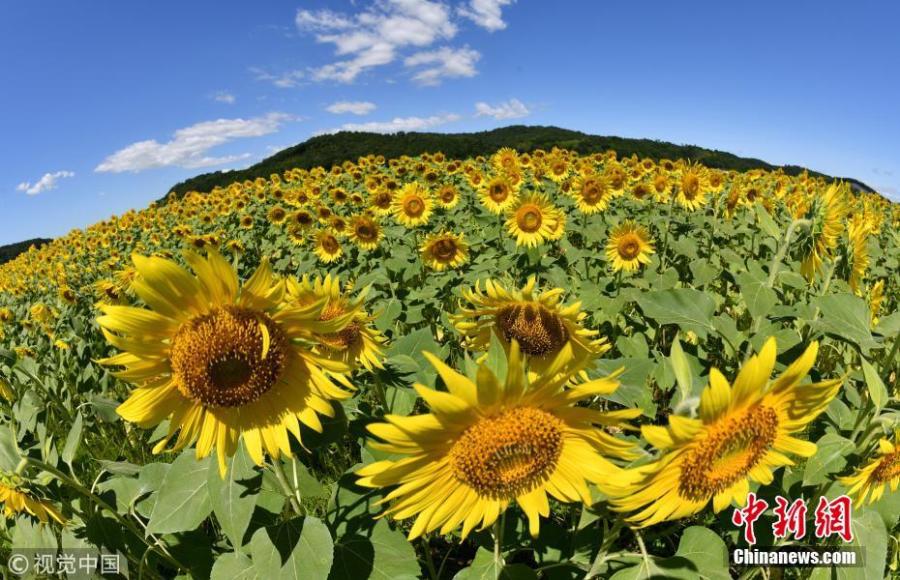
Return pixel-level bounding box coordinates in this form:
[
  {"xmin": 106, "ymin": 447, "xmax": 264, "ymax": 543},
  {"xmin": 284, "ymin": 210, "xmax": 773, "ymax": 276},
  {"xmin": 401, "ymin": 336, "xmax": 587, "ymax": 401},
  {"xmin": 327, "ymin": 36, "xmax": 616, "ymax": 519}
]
[
  {"xmin": 329, "ymin": 520, "xmax": 419, "ymax": 580},
  {"xmin": 454, "ymin": 547, "xmax": 537, "ymax": 580},
  {"xmin": 636, "ymin": 289, "xmax": 716, "ymax": 337},
  {"xmin": 250, "ymin": 516, "xmax": 334, "ymax": 580},
  {"xmin": 811, "ymin": 294, "xmax": 880, "ymax": 354},
  {"xmin": 736, "ymin": 268, "xmax": 777, "ymax": 321},
  {"xmin": 211, "ymin": 552, "xmax": 256, "ymax": 580},
  {"xmin": 208, "ymin": 442, "xmax": 259, "ymax": 550},
  {"xmin": 860, "ymin": 357, "xmax": 888, "ymax": 413},
  {"xmin": 146, "ymin": 451, "xmax": 213, "ymax": 534},
  {"xmin": 802, "ymin": 433, "xmax": 854, "ymax": 486}
]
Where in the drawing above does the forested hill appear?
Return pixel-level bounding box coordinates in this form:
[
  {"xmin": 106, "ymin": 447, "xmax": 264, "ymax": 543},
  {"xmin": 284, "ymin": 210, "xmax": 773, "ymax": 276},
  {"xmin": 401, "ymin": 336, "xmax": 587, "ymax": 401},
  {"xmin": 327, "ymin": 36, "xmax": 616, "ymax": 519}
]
[
  {"xmin": 0, "ymin": 238, "xmax": 52, "ymax": 265},
  {"xmin": 164, "ymin": 125, "xmax": 873, "ymax": 200}
]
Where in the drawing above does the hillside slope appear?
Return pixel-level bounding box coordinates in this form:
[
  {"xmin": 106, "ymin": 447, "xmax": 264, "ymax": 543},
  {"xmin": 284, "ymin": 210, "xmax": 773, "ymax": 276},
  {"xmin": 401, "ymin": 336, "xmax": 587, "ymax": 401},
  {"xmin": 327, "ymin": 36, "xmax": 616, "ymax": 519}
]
[{"xmin": 164, "ymin": 125, "xmax": 874, "ymax": 200}]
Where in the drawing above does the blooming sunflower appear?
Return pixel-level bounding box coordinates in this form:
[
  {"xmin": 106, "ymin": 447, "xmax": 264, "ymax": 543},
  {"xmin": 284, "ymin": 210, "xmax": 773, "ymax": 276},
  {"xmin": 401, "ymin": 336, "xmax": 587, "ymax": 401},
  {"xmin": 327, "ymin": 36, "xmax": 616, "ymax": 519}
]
[
  {"xmin": 348, "ymin": 215, "xmax": 383, "ymax": 251},
  {"xmin": 314, "ymin": 230, "xmax": 344, "ymax": 264},
  {"xmin": 97, "ymin": 250, "xmax": 357, "ymax": 475},
  {"xmin": 605, "ymin": 221, "xmax": 655, "ymax": 273},
  {"xmin": 420, "ymin": 232, "xmax": 469, "ymax": 271},
  {"xmin": 799, "ymin": 182, "xmax": 849, "ymax": 281},
  {"xmin": 450, "ymin": 277, "xmax": 610, "ymax": 373},
  {"xmin": 435, "ymin": 184, "xmax": 461, "ymax": 209},
  {"xmin": 675, "ymin": 163, "xmax": 708, "ymax": 211},
  {"xmin": 0, "ymin": 479, "xmax": 65, "ymax": 524},
  {"xmin": 505, "ymin": 195, "xmax": 559, "ymax": 248},
  {"xmin": 356, "ymin": 342, "xmax": 640, "ymax": 539},
  {"xmin": 392, "ymin": 183, "xmax": 433, "ymax": 228},
  {"xmin": 480, "ymin": 175, "xmax": 519, "ymax": 214},
  {"xmin": 286, "ymin": 275, "xmax": 385, "ymax": 372},
  {"xmin": 839, "ymin": 429, "xmax": 900, "ymax": 506},
  {"xmin": 607, "ymin": 338, "xmax": 842, "ymax": 527}
]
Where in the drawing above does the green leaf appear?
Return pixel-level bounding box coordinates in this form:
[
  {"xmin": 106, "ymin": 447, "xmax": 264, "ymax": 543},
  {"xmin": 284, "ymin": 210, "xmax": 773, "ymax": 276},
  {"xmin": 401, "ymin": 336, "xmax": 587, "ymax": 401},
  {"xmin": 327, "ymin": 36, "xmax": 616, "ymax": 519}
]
[
  {"xmin": 754, "ymin": 204, "xmax": 782, "ymax": 240},
  {"xmin": 251, "ymin": 516, "xmax": 334, "ymax": 580},
  {"xmin": 860, "ymin": 357, "xmax": 888, "ymax": 413},
  {"xmin": 146, "ymin": 451, "xmax": 213, "ymax": 534},
  {"xmin": 808, "ymin": 509, "xmax": 888, "ymax": 580},
  {"xmin": 811, "ymin": 294, "xmax": 880, "ymax": 355},
  {"xmin": 454, "ymin": 547, "xmax": 537, "ymax": 580},
  {"xmin": 802, "ymin": 433, "xmax": 854, "ymax": 486},
  {"xmin": 62, "ymin": 411, "xmax": 83, "ymax": 466},
  {"xmin": 673, "ymin": 526, "xmax": 730, "ymax": 580},
  {"xmin": 211, "ymin": 552, "xmax": 256, "ymax": 580},
  {"xmin": 636, "ymin": 289, "xmax": 716, "ymax": 338},
  {"xmin": 0, "ymin": 424, "xmax": 22, "ymax": 473},
  {"xmin": 736, "ymin": 268, "xmax": 777, "ymax": 321},
  {"xmin": 11, "ymin": 516, "xmax": 58, "ymax": 551},
  {"xmin": 329, "ymin": 520, "xmax": 419, "ymax": 580},
  {"xmin": 208, "ymin": 442, "xmax": 259, "ymax": 550},
  {"xmin": 386, "ymin": 327, "xmax": 442, "ymax": 386},
  {"xmin": 669, "ymin": 338, "xmax": 693, "ymax": 404}
]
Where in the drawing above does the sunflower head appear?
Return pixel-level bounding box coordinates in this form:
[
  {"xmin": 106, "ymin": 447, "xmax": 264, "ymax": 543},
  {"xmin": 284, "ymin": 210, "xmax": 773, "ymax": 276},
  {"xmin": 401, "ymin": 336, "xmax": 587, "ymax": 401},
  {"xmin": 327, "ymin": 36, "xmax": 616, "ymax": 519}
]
[
  {"xmin": 392, "ymin": 183, "xmax": 433, "ymax": 227},
  {"xmin": 451, "ymin": 277, "xmax": 610, "ymax": 372},
  {"xmin": 314, "ymin": 230, "xmax": 344, "ymax": 264},
  {"xmin": 420, "ymin": 232, "xmax": 469, "ymax": 271},
  {"xmin": 348, "ymin": 215, "xmax": 383, "ymax": 251},
  {"xmin": 676, "ymin": 163, "xmax": 708, "ymax": 210},
  {"xmin": 480, "ymin": 174, "xmax": 519, "ymax": 214},
  {"xmin": 605, "ymin": 221, "xmax": 655, "ymax": 273},
  {"xmin": 356, "ymin": 341, "xmax": 639, "ymax": 538},
  {"xmin": 839, "ymin": 429, "xmax": 900, "ymax": 506},
  {"xmin": 0, "ymin": 476, "xmax": 65, "ymax": 524},
  {"xmin": 436, "ymin": 184, "xmax": 461, "ymax": 209},
  {"xmin": 505, "ymin": 195, "xmax": 559, "ymax": 248}
]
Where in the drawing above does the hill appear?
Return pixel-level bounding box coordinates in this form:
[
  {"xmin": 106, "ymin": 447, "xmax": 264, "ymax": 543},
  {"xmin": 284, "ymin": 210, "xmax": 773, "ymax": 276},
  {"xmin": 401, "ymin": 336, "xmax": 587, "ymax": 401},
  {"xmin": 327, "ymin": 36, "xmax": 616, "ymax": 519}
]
[
  {"xmin": 0, "ymin": 238, "xmax": 52, "ymax": 265},
  {"xmin": 164, "ymin": 125, "xmax": 874, "ymax": 200}
]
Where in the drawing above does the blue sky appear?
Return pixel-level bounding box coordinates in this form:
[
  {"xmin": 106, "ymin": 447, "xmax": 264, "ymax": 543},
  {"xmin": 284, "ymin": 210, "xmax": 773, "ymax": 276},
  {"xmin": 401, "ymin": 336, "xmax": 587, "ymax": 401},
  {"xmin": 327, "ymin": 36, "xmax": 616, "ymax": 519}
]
[{"xmin": 2, "ymin": 0, "xmax": 899, "ymax": 245}]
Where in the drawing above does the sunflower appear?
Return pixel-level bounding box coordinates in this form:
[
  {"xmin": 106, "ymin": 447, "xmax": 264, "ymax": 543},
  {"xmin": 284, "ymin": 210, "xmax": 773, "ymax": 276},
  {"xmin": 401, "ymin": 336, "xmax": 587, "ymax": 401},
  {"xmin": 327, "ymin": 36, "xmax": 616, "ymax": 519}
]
[
  {"xmin": 421, "ymin": 232, "xmax": 469, "ymax": 271},
  {"xmin": 491, "ymin": 147, "xmax": 520, "ymax": 174},
  {"xmin": 267, "ymin": 205, "xmax": 288, "ymax": 225},
  {"xmin": 348, "ymin": 215, "xmax": 383, "ymax": 251},
  {"xmin": 480, "ymin": 174, "xmax": 519, "ymax": 214},
  {"xmin": 845, "ymin": 215, "xmax": 869, "ymax": 294},
  {"xmin": 314, "ymin": 230, "xmax": 344, "ymax": 264},
  {"xmin": 0, "ymin": 480, "xmax": 65, "ymax": 524},
  {"xmin": 370, "ymin": 190, "xmax": 395, "ymax": 216},
  {"xmin": 435, "ymin": 184, "xmax": 461, "ymax": 209},
  {"xmin": 607, "ymin": 338, "xmax": 842, "ymax": 527},
  {"xmin": 605, "ymin": 221, "xmax": 655, "ymax": 273},
  {"xmin": 799, "ymin": 183, "xmax": 849, "ymax": 281},
  {"xmin": 505, "ymin": 195, "xmax": 558, "ymax": 248},
  {"xmin": 675, "ymin": 163, "xmax": 708, "ymax": 211},
  {"xmin": 451, "ymin": 277, "xmax": 610, "ymax": 373},
  {"xmin": 356, "ymin": 342, "xmax": 640, "ymax": 539},
  {"xmin": 869, "ymin": 280, "xmax": 885, "ymax": 325},
  {"xmin": 96, "ymin": 250, "xmax": 358, "ymax": 475},
  {"xmin": 839, "ymin": 429, "xmax": 900, "ymax": 506},
  {"xmin": 571, "ymin": 174, "xmax": 614, "ymax": 214},
  {"xmin": 392, "ymin": 183, "xmax": 433, "ymax": 227},
  {"xmin": 286, "ymin": 275, "xmax": 385, "ymax": 372}
]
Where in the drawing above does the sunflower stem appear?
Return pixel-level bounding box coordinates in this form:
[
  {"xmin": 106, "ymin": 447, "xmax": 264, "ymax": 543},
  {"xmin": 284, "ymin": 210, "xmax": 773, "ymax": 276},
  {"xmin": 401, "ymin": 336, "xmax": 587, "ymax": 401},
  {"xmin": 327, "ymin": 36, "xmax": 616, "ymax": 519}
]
[
  {"xmin": 24, "ymin": 457, "xmax": 188, "ymax": 574},
  {"xmin": 492, "ymin": 516, "xmax": 505, "ymax": 576},
  {"xmin": 658, "ymin": 196, "xmax": 674, "ymax": 273},
  {"xmin": 420, "ymin": 535, "xmax": 439, "ymax": 580},
  {"xmin": 270, "ymin": 457, "xmax": 303, "ymax": 515}
]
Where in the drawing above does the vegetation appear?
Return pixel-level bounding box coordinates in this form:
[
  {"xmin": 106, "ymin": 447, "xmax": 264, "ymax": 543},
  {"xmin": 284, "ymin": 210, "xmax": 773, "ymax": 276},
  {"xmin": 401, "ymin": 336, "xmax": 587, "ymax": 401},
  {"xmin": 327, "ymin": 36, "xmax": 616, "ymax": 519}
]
[{"xmin": 0, "ymin": 238, "xmax": 51, "ymax": 265}]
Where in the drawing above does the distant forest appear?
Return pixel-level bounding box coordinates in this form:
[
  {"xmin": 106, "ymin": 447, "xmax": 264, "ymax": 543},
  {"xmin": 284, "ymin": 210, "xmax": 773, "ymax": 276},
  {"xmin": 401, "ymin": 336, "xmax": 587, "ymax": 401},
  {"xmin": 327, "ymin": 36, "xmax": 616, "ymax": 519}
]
[
  {"xmin": 164, "ymin": 125, "xmax": 873, "ymax": 200},
  {"xmin": 0, "ymin": 238, "xmax": 51, "ymax": 265}
]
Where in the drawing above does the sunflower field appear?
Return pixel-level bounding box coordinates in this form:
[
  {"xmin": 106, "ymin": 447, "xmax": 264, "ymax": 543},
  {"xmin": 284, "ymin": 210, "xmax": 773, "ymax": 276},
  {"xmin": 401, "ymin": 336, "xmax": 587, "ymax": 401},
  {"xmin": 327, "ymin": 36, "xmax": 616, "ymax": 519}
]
[{"xmin": 0, "ymin": 147, "xmax": 898, "ymax": 579}]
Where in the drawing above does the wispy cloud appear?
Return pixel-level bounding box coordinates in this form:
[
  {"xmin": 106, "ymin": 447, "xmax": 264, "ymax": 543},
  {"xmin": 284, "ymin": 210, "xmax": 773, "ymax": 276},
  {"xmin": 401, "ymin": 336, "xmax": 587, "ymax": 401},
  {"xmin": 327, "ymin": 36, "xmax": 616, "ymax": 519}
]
[
  {"xmin": 212, "ymin": 91, "xmax": 236, "ymax": 104},
  {"xmin": 251, "ymin": 68, "xmax": 306, "ymax": 88},
  {"xmin": 296, "ymin": 0, "xmax": 458, "ymax": 83},
  {"xmin": 475, "ymin": 98, "xmax": 530, "ymax": 120},
  {"xmin": 459, "ymin": 0, "xmax": 515, "ymax": 31},
  {"xmin": 405, "ymin": 46, "xmax": 480, "ymax": 85},
  {"xmin": 95, "ymin": 113, "xmax": 292, "ymax": 173},
  {"xmin": 16, "ymin": 171, "xmax": 75, "ymax": 195},
  {"xmin": 326, "ymin": 101, "xmax": 377, "ymax": 115},
  {"xmin": 320, "ymin": 113, "xmax": 461, "ymax": 134}
]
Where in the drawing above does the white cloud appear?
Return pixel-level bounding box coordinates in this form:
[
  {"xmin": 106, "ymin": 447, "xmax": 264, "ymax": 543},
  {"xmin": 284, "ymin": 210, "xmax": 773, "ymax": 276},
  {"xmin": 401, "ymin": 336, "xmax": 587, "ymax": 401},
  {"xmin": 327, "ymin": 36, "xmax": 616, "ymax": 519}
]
[
  {"xmin": 326, "ymin": 101, "xmax": 377, "ymax": 115},
  {"xmin": 297, "ymin": 0, "xmax": 458, "ymax": 83},
  {"xmin": 16, "ymin": 171, "xmax": 75, "ymax": 195},
  {"xmin": 213, "ymin": 91, "xmax": 236, "ymax": 104},
  {"xmin": 475, "ymin": 98, "xmax": 530, "ymax": 120},
  {"xmin": 320, "ymin": 113, "xmax": 461, "ymax": 134},
  {"xmin": 405, "ymin": 46, "xmax": 480, "ymax": 85},
  {"xmin": 95, "ymin": 113, "xmax": 292, "ymax": 173},
  {"xmin": 252, "ymin": 68, "xmax": 305, "ymax": 88},
  {"xmin": 459, "ymin": 0, "xmax": 515, "ymax": 31}
]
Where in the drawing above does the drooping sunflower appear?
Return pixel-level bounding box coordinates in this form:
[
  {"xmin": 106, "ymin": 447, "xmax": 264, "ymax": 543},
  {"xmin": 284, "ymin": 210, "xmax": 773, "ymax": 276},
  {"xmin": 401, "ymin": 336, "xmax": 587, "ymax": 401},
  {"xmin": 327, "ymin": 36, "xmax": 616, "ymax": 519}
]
[
  {"xmin": 348, "ymin": 215, "xmax": 383, "ymax": 251},
  {"xmin": 839, "ymin": 429, "xmax": 900, "ymax": 506},
  {"xmin": 505, "ymin": 195, "xmax": 559, "ymax": 248},
  {"xmin": 798, "ymin": 182, "xmax": 849, "ymax": 281},
  {"xmin": 286, "ymin": 275, "xmax": 385, "ymax": 372},
  {"xmin": 450, "ymin": 277, "xmax": 610, "ymax": 372},
  {"xmin": 314, "ymin": 230, "xmax": 344, "ymax": 264},
  {"xmin": 605, "ymin": 221, "xmax": 655, "ymax": 273},
  {"xmin": 479, "ymin": 174, "xmax": 519, "ymax": 214},
  {"xmin": 420, "ymin": 231, "xmax": 469, "ymax": 271},
  {"xmin": 844, "ymin": 215, "xmax": 869, "ymax": 294},
  {"xmin": 392, "ymin": 183, "xmax": 433, "ymax": 228},
  {"xmin": 356, "ymin": 342, "xmax": 640, "ymax": 539},
  {"xmin": 869, "ymin": 279, "xmax": 885, "ymax": 325},
  {"xmin": 97, "ymin": 250, "xmax": 357, "ymax": 474},
  {"xmin": 607, "ymin": 338, "xmax": 842, "ymax": 527},
  {"xmin": 0, "ymin": 479, "xmax": 65, "ymax": 524}
]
